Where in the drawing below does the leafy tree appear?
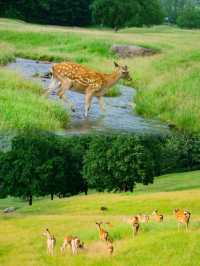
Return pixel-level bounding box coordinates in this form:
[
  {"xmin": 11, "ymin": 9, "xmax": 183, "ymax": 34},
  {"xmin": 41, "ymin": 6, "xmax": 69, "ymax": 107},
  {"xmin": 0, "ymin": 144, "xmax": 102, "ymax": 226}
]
[
  {"xmin": 177, "ymin": 4, "xmax": 200, "ymax": 28},
  {"xmin": 83, "ymin": 135, "xmax": 155, "ymax": 192},
  {"xmin": 91, "ymin": 0, "xmax": 163, "ymax": 29}
]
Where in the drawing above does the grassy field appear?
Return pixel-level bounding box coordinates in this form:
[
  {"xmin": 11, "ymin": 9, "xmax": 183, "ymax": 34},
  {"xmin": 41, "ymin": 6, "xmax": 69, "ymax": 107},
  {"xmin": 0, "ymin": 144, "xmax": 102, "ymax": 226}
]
[
  {"xmin": 0, "ymin": 19, "xmax": 200, "ymax": 132},
  {"xmin": 0, "ymin": 170, "xmax": 200, "ymax": 266}
]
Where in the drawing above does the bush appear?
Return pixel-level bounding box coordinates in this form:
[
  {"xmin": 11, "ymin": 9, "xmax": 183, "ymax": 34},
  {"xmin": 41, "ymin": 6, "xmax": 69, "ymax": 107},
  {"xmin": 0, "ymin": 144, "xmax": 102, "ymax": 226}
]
[
  {"xmin": 91, "ymin": 0, "xmax": 164, "ymax": 29},
  {"xmin": 177, "ymin": 5, "xmax": 200, "ymax": 28}
]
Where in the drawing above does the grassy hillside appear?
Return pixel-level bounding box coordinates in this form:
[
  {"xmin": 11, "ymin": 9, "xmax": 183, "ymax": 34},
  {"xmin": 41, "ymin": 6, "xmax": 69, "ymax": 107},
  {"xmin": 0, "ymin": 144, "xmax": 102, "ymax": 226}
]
[
  {"xmin": 0, "ymin": 171, "xmax": 200, "ymax": 266},
  {"xmin": 0, "ymin": 19, "xmax": 200, "ymax": 132}
]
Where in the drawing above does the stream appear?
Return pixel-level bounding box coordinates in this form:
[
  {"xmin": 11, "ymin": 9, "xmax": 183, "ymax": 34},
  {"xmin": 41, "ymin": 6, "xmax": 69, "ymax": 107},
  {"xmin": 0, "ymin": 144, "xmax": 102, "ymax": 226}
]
[{"xmin": 8, "ymin": 58, "xmax": 169, "ymax": 135}]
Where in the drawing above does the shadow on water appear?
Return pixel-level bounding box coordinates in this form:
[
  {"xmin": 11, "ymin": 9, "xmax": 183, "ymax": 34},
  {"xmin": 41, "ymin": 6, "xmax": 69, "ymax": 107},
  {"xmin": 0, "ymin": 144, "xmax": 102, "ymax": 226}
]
[{"xmin": 8, "ymin": 58, "xmax": 170, "ymax": 135}]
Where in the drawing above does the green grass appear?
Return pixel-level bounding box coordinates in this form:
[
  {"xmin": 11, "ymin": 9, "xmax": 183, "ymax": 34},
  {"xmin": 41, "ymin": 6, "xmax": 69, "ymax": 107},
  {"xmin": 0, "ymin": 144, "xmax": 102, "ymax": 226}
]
[
  {"xmin": 1, "ymin": 171, "xmax": 200, "ymax": 266},
  {"xmin": 0, "ymin": 19, "xmax": 200, "ymax": 132},
  {"xmin": 0, "ymin": 68, "xmax": 69, "ymax": 131}
]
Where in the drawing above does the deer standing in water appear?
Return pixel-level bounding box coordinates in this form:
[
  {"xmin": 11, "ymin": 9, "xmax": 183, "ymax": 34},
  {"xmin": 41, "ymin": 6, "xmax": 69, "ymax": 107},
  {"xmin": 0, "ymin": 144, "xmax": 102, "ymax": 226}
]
[
  {"xmin": 44, "ymin": 61, "xmax": 132, "ymax": 117},
  {"xmin": 42, "ymin": 228, "xmax": 56, "ymax": 256},
  {"xmin": 174, "ymin": 208, "xmax": 191, "ymax": 231}
]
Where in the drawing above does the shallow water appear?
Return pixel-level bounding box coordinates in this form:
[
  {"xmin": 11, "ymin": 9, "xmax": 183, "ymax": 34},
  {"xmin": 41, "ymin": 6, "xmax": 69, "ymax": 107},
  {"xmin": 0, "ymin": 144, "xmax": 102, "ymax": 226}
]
[{"xmin": 8, "ymin": 58, "xmax": 169, "ymax": 135}]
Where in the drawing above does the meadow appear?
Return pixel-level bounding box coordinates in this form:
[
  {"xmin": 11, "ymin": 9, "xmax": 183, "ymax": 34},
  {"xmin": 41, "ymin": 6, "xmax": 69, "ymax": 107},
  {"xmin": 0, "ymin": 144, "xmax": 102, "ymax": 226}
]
[
  {"xmin": 0, "ymin": 170, "xmax": 200, "ymax": 266},
  {"xmin": 0, "ymin": 19, "xmax": 200, "ymax": 132}
]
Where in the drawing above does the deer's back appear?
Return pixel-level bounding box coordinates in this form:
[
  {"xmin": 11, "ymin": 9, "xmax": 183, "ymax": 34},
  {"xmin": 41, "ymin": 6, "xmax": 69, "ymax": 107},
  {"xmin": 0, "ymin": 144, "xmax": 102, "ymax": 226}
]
[{"xmin": 53, "ymin": 62, "xmax": 104, "ymax": 89}]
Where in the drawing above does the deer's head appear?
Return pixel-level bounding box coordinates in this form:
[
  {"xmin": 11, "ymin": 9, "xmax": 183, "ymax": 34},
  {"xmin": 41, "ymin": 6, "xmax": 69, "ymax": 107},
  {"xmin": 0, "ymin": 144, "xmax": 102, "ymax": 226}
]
[{"xmin": 114, "ymin": 62, "xmax": 132, "ymax": 81}]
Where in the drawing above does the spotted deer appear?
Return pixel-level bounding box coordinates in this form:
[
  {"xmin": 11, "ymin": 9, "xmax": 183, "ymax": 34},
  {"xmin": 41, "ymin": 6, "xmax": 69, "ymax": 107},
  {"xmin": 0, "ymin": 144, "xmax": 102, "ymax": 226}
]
[
  {"xmin": 42, "ymin": 228, "xmax": 56, "ymax": 256},
  {"xmin": 96, "ymin": 222, "xmax": 109, "ymax": 241},
  {"xmin": 44, "ymin": 61, "xmax": 132, "ymax": 117},
  {"xmin": 60, "ymin": 235, "xmax": 84, "ymax": 255},
  {"xmin": 130, "ymin": 216, "xmax": 140, "ymax": 236},
  {"xmin": 151, "ymin": 210, "xmax": 164, "ymax": 222},
  {"xmin": 174, "ymin": 208, "xmax": 191, "ymax": 231}
]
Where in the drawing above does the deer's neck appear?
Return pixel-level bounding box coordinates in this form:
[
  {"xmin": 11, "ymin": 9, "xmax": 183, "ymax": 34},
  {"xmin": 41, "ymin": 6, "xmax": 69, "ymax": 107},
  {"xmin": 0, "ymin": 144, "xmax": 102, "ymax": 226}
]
[{"xmin": 103, "ymin": 70, "xmax": 122, "ymax": 89}]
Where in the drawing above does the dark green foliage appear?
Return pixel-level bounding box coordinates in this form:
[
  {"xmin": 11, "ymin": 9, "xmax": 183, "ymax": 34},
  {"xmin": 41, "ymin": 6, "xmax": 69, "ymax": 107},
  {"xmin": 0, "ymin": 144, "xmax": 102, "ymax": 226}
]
[
  {"xmin": 91, "ymin": 0, "xmax": 164, "ymax": 29},
  {"xmin": 1, "ymin": 132, "xmax": 200, "ymax": 203},
  {"xmin": 0, "ymin": 132, "xmax": 88, "ymax": 204},
  {"xmin": 1, "ymin": 0, "xmax": 92, "ymax": 26},
  {"xmin": 177, "ymin": 4, "xmax": 200, "ymax": 28},
  {"xmin": 160, "ymin": 0, "xmax": 200, "ymax": 24},
  {"xmin": 1, "ymin": 0, "xmax": 163, "ymax": 28},
  {"xmin": 83, "ymin": 135, "xmax": 155, "ymax": 192}
]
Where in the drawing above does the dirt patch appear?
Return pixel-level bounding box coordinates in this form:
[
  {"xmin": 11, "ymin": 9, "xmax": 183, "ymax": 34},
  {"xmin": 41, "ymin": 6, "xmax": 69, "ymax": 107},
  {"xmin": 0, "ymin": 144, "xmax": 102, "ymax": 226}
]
[
  {"xmin": 86, "ymin": 241, "xmax": 113, "ymax": 257},
  {"xmin": 111, "ymin": 44, "xmax": 156, "ymax": 58}
]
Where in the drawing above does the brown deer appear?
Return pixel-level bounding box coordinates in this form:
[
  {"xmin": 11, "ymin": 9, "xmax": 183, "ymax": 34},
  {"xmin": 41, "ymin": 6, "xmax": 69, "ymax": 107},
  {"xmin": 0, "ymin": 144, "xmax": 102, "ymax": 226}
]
[
  {"xmin": 96, "ymin": 222, "xmax": 109, "ymax": 241},
  {"xmin": 130, "ymin": 216, "xmax": 140, "ymax": 236},
  {"xmin": 106, "ymin": 239, "xmax": 114, "ymax": 255},
  {"xmin": 42, "ymin": 228, "xmax": 56, "ymax": 256},
  {"xmin": 44, "ymin": 61, "xmax": 132, "ymax": 117},
  {"xmin": 174, "ymin": 208, "xmax": 191, "ymax": 231},
  {"xmin": 151, "ymin": 210, "xmax": 164, "ymax": 222},
  {"xmin": 60, "ymin": 235, "xmax": 84, "ymax": 255},
  {"xmin": 137, "ymin": 214, "xmax": 150, "ymax": 223}
]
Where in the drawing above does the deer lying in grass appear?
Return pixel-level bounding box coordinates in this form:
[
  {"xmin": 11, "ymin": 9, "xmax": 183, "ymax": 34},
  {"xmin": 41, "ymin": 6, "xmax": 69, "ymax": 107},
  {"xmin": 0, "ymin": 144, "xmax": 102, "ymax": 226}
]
[
  {"xmin": 43, "ymin": 228, "xmax": 56, "ymax": 256},
  {"xmin": 60, "ymin": 235, "xmax": 84, "ymax": 255},
  {"xmin": 96, "ymin": 222, "xmax": 109, "ymax": 241},
  {"xmin": 151, "ymin": 210, "xmax": 164, "ymax": 222},
  {"xmin": 174, "ymin": 208, "xmax": 191, "ymax": 231},
  {"xmin": 45, "ymin": 61, "xmax": 132, "ymax": 117},
  {"xmin": 130, "ymin": 216, "xmax": 140, "ymax": 236}
]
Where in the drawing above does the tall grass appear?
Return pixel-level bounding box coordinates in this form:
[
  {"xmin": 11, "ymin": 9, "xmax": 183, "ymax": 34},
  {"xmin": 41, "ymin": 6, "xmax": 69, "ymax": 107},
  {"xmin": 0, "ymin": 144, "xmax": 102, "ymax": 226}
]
[{"xmin": 0, "ymin": 68, "xmax": 68, "ymax": 131}]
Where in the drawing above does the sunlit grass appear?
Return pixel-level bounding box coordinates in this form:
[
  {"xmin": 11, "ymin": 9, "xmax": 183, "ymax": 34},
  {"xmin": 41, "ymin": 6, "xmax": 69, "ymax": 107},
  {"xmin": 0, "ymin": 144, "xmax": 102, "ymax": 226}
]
[{"xmin": 0, "ymin": 171, "xmax": 200, "ymax": 265}]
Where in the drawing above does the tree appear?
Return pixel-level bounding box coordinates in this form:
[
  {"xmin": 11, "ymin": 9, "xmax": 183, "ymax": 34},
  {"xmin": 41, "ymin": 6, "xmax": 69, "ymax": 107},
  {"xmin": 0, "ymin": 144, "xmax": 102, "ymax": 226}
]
[
  {"xmin": 177, "ymin": 4, "xmax": 200, "ymax": 28},
  {"xmin": 83, "ymin": 135, "xmax": 155, "ymax": 192},
  {"xmin": 0, "ymin": 132, "xmax": 88, "ymax": 204},
  {"xmin": 91, "ymin": 0, "xmax": 163, "ymax": 29}
]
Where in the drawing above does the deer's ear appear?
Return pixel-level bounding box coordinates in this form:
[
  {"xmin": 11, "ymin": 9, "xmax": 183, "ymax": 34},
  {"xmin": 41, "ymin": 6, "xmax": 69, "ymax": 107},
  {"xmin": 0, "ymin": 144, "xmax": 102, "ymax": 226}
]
[{"xmin": 114, "ymin": 61, "xmax": 119, "ymax": 67}]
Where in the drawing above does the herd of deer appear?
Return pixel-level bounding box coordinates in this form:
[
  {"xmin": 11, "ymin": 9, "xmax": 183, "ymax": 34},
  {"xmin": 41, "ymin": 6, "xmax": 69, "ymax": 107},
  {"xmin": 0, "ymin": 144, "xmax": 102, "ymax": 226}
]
[
  {"xmin": 42, "ymin": 208, "xmax": 191, "ymax": 256},
  {"xmin": 44, "ymin": 61, "xmax": 132, "ymax": 117}
]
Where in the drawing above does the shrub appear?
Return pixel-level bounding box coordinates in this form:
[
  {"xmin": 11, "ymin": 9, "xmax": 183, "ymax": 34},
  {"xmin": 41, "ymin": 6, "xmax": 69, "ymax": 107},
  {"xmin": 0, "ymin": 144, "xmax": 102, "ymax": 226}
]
[{"xmin": 177, "ymin": 5, "xmax": 200, "ymax": 28}]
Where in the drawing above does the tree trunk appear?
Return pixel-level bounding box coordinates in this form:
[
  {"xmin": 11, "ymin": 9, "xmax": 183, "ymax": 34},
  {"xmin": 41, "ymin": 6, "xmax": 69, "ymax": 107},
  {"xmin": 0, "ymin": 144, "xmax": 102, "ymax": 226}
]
[
  {"xmin": 29, "ymin": 194, "xmax": 32, "ymax": 206},
  {"xmin": 51, "ymin": 193, "xmax": 54, "ymax": 200}
]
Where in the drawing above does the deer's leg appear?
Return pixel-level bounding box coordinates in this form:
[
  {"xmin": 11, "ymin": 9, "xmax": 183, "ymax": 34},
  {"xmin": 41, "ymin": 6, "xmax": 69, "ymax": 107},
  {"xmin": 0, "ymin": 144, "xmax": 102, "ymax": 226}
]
[
  {"xmin": 178, "ymin": 222, "xmax": 180, "ymax": 231},
  {"xmin": 43, "ymin": 77, "xmax": 60, "ymax": 97},
  {"xmin": 57, "ymin": 80, "xmax": 75, "ymax": 112},
  {"xmin": 97, "ymin": 96, "xmax": 106, "ymax": 112},
  {"xmin": 85, "ymin": 90, "xmax": 94, "ymax": 117}
]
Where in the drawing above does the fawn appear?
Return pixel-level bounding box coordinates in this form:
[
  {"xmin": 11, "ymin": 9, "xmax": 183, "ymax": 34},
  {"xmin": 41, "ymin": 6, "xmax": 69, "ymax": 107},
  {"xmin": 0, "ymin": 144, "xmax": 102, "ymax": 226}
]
[
  {"xmin": 151, "ymin": 210, "xmax": 164, "ymax": 222},
  {"xmin": 45, "ymin": 61, "xmax": 132, "ymax": 116},
  {"xmin": 174, "ymin": 208, "xmax": 191, "ymax": 231},
  {"xmin": 60, "ymin": 235, "xmax": 84, "ymax": 255},
  {"xmin": 42, "ymin": 228, "xmax": 56, "ymax": 256},
  {"xmin": 96, "ymin": 222, "xmax": 109, "ymax": 241},
  {"xmin": 137, "ymin": 214, "xmax": 149, "ymax": 223},
  {"xmin": 130, "ymin": 216, "xmax": 140, "ymax": 236}
]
